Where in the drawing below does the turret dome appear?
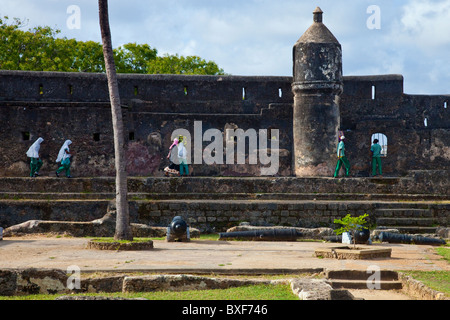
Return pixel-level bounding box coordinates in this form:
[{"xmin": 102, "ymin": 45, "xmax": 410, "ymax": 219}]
[{"xmin": 296, "ymin": 7, "xmax": 340, "ymax": 44}]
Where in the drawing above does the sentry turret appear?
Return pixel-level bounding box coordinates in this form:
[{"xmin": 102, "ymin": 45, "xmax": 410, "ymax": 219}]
[{"xmin": 292, "ymin": 7, "xmax": 343, "ymax": 177}]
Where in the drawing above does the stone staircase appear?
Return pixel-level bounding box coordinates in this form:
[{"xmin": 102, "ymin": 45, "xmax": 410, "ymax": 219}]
[
  {"xmin": 0, "ymin": 176, "xmax": 448, "ymax": 233},
  {"xmin": 326, "ymin": 270, "xmax": 403, "ymax": 290},
  {"xmin": 375, "ymin": 208, "xmax": 438, "ymax": 234}
]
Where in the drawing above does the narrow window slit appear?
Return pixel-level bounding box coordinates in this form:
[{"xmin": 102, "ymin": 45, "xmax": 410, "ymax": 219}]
[{"xmin": 22, "ymin": 132, "xmax": 31, "ymax": 141}]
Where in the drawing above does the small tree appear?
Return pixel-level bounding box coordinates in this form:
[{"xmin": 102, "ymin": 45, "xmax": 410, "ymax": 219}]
[{"xmin": 333, "ymin": 213, "xmax": 369, "ymax": 248}]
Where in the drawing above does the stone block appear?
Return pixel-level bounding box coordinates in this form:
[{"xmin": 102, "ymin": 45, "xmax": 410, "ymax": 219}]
[
  {"xmin": 122, "ymin": 275, "xmax": 270, "ymax": 293},
  {"xmin": 281, "ymin": 210, "xmax": 289, "ymax": 217},
  {"xmin": 16, "ymin": 268, "xmax": 68, "ymax": 295},
  {"xmin": 290, "ymin": 279, "xmax": 355, "ymax": 300},
  {"xmin": 0, "ymin": 270, "xmax": 17, "ymax": 296}
]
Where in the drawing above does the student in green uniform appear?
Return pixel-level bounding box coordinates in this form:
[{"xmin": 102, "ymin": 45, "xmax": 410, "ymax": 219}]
[
  {"xmin": 55, "ymin": 140, "xmax": 73, "ymax": 178},
  {"xmin": 26, "ymin": 137, "xmax": 44, "ymax": 177},
  {"xmin": 177, "ymin": 135, "xmax": 189, "ymax": 176},
  {"xmin": 334, "ymin": 135, "xmax": 350, "ymax": 178},
  {"xmin": 370, "ymin": 139, "xmax": 382, "ymax": 176}
]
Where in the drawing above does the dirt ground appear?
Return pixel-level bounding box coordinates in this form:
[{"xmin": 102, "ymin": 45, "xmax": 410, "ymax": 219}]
[{"xmin": 0, "ymin": 234, "xmax": 448, "ymax": 300}]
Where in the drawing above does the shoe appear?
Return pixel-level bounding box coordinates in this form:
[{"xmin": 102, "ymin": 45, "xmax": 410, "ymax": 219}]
[
  {"xmin": 55, "ymin": 171, "xmax": 59, "ymax": 177},
  {"xmin": 34, "ymin": 172, "xmax": 40, "ymax": 177},
  {"xmin": 67, "ymin": 175, "xmax": 72, "ymax": 178}
]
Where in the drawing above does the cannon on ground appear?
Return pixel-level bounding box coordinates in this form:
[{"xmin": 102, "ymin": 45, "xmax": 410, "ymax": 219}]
[
  {"xmin": 219, "ymin": 228, "xmax": 301, "ymax": 241},
  {"xmin": 166, "ymin": 216, "xmax": 190, "ymax": 242},
  {"xmin": 379, "ymin": 232, "xmax": 446, "ymax": 246}
]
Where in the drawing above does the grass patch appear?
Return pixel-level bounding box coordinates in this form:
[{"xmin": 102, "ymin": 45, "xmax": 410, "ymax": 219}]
[
  {"xmin": 401, "ymin": 247, "xmax": 449, "ymax": 297},
  {"xmin": 402, "ymin": 271, "xmax": 450, "ymax": 296},
  {"xmin": 199, "ymin": 234, "xmax": 220, "ymax": 240},
  {"xmin": 0, "ymin": 284, "xmax": 299, "ymax": 301},
  {"xmin": 89, "ymin": 237, "xmax": 154, "ymax": 244},
  {"xmin": 435, "ymin": 247, "xmax": 450, "ymax": 263}
]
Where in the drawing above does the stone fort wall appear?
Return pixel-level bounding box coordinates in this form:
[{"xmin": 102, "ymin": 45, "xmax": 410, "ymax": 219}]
[{"xmin": 0, "ymin": 70, "xmax": 448, "ymax": 177}]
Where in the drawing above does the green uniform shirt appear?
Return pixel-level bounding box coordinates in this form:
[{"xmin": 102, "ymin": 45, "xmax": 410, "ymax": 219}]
[
  {"xmin": 371, "ymin": 143, "xmax": 382, "ymax": 157},
  {"xmin": 337, "ymin": 141, "xmax": 345, "ymax": 157}
]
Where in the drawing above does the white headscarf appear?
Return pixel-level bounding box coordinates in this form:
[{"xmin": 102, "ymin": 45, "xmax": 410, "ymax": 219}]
[
  {"xmin": 178, "ymin": 141, "xmax": 187, "ymax": 159},
  {"xmin": 26, "ymin": 137, "xmax": 44, "ymax": 158},
  {"xmin": 56, "ymin": 140, "xmax": 72, "ymax": 163}
]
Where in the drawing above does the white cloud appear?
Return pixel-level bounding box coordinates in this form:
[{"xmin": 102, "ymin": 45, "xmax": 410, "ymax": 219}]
[
  {"xmin": 397, "ymin": 0, "xmax": 450, "ymax": 50},
  {"xmin": 0, "ymin": 0, "xmax": 449, "ymax": 93}
]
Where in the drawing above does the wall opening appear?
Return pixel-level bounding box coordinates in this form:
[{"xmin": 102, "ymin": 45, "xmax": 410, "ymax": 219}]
[
  {"xmin": 424, "ymin": 118, "xmax": 428, "ymax": 127},
  {"xmin": 39, "ymin": 84, "xmax": 44, "ymax": 95},
  {"xmin": 129, "ymin": 132, "xmax": 135, "ymax": 141},
  {"xmin": 371, "ymin": 133, "xmax": 387, "ymax": 157},
  {"xmin": 371, "ymin": 85, "xmax": 376, "ymax": 100},
  {"xmin": 183, "ymin": 86, "xmax": 188, "ymax": 96},
  {"xmin": 278, "ymin": 88, "xmax": 283, "ymax": 98},
  {"xmin": 134, "ymin": 86, "xmax": 139, "ymax": 96},
  {"xmin": 242, "ymin": 87, "xmax": 247, "ymax": 100},
  {"xmin": 22, "ymin": 132, "xmax": 31, "ymax": 141},
  {"xmin": 93, "ymin": 133, "xmax": 100, "ymax": 141},
  {"xmin": 68, "ymin": 85, "xmax": 73, "ymax": 95},
  {"xmin": 445, "ymin": 101, "xmax": 448, "ymax": 109}
]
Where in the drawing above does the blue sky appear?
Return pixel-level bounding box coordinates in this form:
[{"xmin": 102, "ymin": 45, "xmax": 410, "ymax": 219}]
[{"xmin": 2, "ymin": 0, "xmax": 450, "ymax": 94}]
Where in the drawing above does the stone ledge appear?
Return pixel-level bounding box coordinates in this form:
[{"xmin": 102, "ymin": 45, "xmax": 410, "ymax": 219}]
[
  {"xmin": 86, "ymin": 239, "xmax": 154, "ymax": 251},
  {"xmin": 122, "ymin": 274, "xmax": 283, "ymax": 293},
  {"xmin": 290, "ymin": 279, "xmax": 356, "ymax": 300},
  {"xmin": 315, "ymin": 246, "xmax": 392, "ymax": 259},
  {"xmin": 0, "ymin": 268, "xmax": 69, "ymax": 296},
  {"xmin": 1, "ymin": 268, "xmax": 447, "ymax": 300},
  {"xmin": 398, "ymin": 272, "xmax": 449, "ymax": 300}
]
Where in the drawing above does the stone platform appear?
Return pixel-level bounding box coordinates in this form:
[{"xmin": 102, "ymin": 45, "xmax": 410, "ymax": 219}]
[{"xmin": 0, "ymin": 173, "xmax": 448, "ymax": 233}]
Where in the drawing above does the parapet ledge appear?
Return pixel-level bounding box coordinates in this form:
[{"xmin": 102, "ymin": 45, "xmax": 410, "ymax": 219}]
[{"xmin": 343, "ymin": 74, "xmax": 404, "ymax": 82}]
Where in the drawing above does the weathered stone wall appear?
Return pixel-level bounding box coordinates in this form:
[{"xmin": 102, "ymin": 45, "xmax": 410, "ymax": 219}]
[
  {"xmin": 0, "ymin": 71, "xmax": 293, "ymax": 177},
  {"xmin": 131, "ymin": 200, "xmax": 450, "ymax": 233},
  {"xmin": 340, "ymin": 75, "xmax": 450, "ymax": 176},
  {"xmin": 0, "ymin": 71, "xmax": 448, "ymax": 177},
  {"xmin": 1, "ymin": 176, "xmax": 449, "ymax": 231},
  {"xmin": 2, "ymin": 199, "xmax": 444, "ymax": 233}
]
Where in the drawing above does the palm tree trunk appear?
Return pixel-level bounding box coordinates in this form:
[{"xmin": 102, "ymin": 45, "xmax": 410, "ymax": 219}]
[{"xmin": 98, "ymin": 0, "xmax": 132, "ymax": 241}]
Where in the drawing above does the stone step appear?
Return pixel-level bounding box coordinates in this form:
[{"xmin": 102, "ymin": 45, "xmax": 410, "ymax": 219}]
[
  {"xmin": 326, "ymin": 270, "xmax": 402, "ymax": 290},
  {"xmin": 129, "ymin": 192, "xmax": 444, "ymax": 202},
  {"xmin": 377, "ymin": 226, "xmax": 439, "ymax": 234},
  {"xmin": 0, "ymin": 177, "xmax": 447, "ymax": 200},
  {"xmin": 375, "ymin": 208, "xmax": 433, "ymax": 217},
  {"xmin": 326, "ymin": 269, "xmax": 399, "ymax": 281},
  {"xmin": 329, "ymin": 279, "xmax": 403, "ymax": 290},
  {"xmin": 0, "ymin": 192, "xmax": 115, "ymax": 200},
  {"xmin": 376, "ymin": 217, "xmax": 435, "ymax": 226},
  {"xmin": 0, "ymin": 191, "xmax": 445, "ymax": 203}
]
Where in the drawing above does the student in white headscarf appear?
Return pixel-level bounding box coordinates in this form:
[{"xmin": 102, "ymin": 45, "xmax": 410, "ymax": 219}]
[
  {"xmin": 26, "ymin": 137, "xmax": 44, "ymax": 177},
  {"xmin": 55, "ymin": 140, "xmax": 73, "ymax": 178}
]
